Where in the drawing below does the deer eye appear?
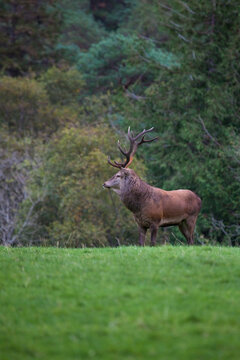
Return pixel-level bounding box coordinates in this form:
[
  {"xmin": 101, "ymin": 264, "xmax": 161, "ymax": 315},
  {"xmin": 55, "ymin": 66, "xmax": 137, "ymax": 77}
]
[{"xmin": 116, "ymin": 174, "xmax": 121, "ymax": 178}]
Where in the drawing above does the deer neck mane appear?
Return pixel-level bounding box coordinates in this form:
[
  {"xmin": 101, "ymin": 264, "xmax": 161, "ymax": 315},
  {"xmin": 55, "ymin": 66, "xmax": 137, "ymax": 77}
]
[{"xmin": 120, "ymin": 173, "xmax": 150, "ymax": 213}]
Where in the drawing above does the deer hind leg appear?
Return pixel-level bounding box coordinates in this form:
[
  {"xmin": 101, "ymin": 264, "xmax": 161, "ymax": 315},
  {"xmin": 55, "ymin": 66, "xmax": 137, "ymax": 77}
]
[
  {"xmin": 179, "ymin": 216, "xmax": 197, "ymax": 245},
  {"xmin": 139, "ymin": 226, "xmax": 147, "ymax": 246},
  {"xmin": 150, "ymin": 225, "xmax": 158, "ymax": 246}
]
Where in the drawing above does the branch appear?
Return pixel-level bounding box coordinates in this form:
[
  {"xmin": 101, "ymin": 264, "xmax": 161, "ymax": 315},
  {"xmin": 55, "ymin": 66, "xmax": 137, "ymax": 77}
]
[
  {"xmin": 177, "ymin": 0, "xmax": 195, "ymax": 14},
  {"xmin": 158, "ymin": 3, "xmax": 187, "ymax": 18},
  {"xmin": 197, "ymin": 116, "xmax": 220, "ymax": 146},
  {"xmin": 9, "ymin": 198, "xmax": 41, "ymax": 246},
  {"xmin": 125, "ymin": 89, "xmax": 146, "ymax": 101}
]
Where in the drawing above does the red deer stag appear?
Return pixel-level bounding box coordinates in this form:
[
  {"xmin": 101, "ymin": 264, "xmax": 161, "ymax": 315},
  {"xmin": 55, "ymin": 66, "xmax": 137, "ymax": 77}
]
[{"xmin": 103, "ymin": 127, "xmax": 202, "ymax": 246}]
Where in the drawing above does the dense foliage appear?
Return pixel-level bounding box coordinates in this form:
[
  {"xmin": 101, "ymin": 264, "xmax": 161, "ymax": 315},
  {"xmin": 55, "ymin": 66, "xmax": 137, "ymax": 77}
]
[
  {"xmin": 0, "ymin": 0, "xmax": 61, "ymax": 75},
  {"xmin": 1, "ymin": 0, "xmax": 239, "ymax": 246}
]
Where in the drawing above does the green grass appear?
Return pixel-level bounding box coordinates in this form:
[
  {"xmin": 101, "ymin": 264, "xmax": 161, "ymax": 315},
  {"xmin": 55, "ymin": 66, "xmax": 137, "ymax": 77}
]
[{"xmin": 1, "ymin": 246, "xmax": 240, "ymax": 360}]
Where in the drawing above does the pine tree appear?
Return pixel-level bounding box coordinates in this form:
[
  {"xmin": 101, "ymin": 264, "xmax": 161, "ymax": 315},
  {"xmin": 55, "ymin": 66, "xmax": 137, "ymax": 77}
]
[{"xmin": 0, "ymin": 0, "xmax": 61, "ymax": 75}]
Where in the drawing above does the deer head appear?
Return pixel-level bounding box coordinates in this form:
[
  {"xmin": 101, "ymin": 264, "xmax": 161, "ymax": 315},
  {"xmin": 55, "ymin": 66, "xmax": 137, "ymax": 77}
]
[{"xmin": 103, "ymin": 127, "xmax": 158, "ymax": 194}]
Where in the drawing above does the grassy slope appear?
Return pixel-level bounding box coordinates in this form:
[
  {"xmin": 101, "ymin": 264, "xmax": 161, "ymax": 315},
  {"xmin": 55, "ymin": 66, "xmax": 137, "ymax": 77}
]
[{"xmin": 0, "ymin": 246, "xmax": 240, "ymax": 360}]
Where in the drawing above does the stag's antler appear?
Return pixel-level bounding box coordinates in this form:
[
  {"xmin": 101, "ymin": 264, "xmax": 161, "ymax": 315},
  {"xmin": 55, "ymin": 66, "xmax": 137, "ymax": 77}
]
[{"xmin": 108, "ymin": 127, "xmax": 158, "ymax": 169}]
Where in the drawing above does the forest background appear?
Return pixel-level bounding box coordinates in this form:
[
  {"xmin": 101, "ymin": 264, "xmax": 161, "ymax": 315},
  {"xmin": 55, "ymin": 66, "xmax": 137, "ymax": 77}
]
[{"xmin": 0, "ymin": 0, "xmax": 239, "ymax": 247}]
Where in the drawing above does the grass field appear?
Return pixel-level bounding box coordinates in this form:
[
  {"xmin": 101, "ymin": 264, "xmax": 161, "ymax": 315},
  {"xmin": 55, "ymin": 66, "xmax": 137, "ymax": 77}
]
[{"xmin": 0, "ymin": 246, "xmax": 240, "ymax": 360}]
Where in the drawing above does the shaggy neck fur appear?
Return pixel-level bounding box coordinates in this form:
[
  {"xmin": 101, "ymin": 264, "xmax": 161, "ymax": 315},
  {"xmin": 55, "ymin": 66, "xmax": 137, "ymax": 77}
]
[{"xmin": 120, "ymin": 173, "xmax": 151, "ymax": 213}]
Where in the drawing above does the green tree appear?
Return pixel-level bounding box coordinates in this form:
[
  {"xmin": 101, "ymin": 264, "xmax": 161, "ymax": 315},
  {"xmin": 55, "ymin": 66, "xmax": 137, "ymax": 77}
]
[
  {"xmin": 120, "ymin": 0, "xmax": 169, "ymax": 44},
  {"xmin": 77, "ymin": 33, "xmax": 178, "ymax": 93},
  {"xmin": 54, "ymin": 0, "xmax": 106, "ymax": 65},
  {"xmin": 0, "ymin": 0, "xmax": 61, "ymax": 75},
  {"xmin": 0, "ymin": 76, "xmax": 56, "ymax": 136},
  {"xmin": 39, "ymin": 66, "xmax": 85, "ymax": 105},
  {"xmin": 90, "ymin": 0, "xmax": 132, "ymax": 31}
]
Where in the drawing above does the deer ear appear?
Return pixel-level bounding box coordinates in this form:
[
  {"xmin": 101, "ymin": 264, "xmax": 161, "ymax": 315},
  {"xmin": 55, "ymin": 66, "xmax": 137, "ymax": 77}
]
[{"xmin": 121, "ymin": 168, "xmax": 130, "ymax": 177}]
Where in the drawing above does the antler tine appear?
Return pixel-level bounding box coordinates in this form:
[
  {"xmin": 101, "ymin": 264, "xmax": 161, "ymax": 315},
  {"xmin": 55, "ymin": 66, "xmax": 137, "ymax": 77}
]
[
  {"xmin": 127, "ymin": 126, "xmax": 134, "ymax": 140},
  {"xmin": 114, "ymin": 160, "xmax": 123, "ymax": 166},
  {"xmin": 117, "ymin": 140, "xmax": 131, "ymax": 157},
  {"xmin": 115, "ymin": 139, "xmax": 133, "ymax": 167},
  {"xmin": 108, "ymin": 156, "xmax": 122, "ymax": 169},
  {"xmin": 133, "ymin": 127, "xmax": 154, "ymax": 141},
  {"xmin": 138, "ymin": 135, "xmax": 159, "ymax": 146}
]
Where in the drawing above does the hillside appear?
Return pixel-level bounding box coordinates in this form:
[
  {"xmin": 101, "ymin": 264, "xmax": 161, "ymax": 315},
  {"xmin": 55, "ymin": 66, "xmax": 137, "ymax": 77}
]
[{"xmin": 1, "ymin": 246, "xmax": 240, "ymax": 359}]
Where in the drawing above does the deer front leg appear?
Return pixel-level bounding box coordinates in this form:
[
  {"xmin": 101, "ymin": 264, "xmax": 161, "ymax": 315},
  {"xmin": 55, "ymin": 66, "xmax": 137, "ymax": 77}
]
[
  {"xmin": 150, "ymin": 225, "xmax": 158, "ymax": 246},
  {"xmin": 139, "ymin": 226, "xmax": 147, "ymax": 246}
]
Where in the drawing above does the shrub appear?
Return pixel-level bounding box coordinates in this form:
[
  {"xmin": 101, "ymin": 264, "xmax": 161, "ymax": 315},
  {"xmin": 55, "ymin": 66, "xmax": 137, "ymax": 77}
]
[
  {"xmin": 40, "ymin": 67, "xmax": 85, "ymax": 105},
  {"xmin": 0, "ymin": 76, "xmax": 59, "ymax": 136}
]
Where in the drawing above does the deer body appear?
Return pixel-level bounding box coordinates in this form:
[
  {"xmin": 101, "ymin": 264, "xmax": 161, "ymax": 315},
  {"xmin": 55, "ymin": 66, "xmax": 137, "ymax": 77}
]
[
  {"xmin": 104, "ymin": 168, "xmax": 201, "ymax": 245},
  {"xmin": 103, "ymin": 127, "xmax": 201, "ymax": 245}
]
